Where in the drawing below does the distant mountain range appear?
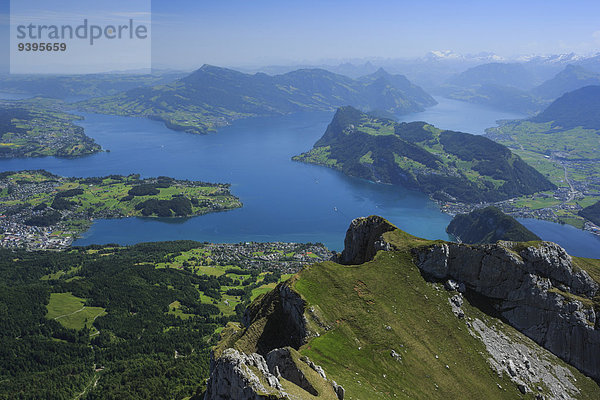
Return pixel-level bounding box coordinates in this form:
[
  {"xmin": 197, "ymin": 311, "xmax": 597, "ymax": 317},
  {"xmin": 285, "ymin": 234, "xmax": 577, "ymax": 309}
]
[
  {"xmin": 447, "ymin": 63, "xmax": 541, "ymax": 90},
  {"xmin": 78, "ymin": 65, "xmax": 436, "ymax": 134},
  {"xmin": 531, "ymin": 65, "xmax": 600, "ymax": 100},
  {"xmin": 0, "ymin": 71, "xmax": 187, "ymax": 100},
  {"xmin": 439, "ymin": 60, "xmax": 600, "ymax": 114},
  {"xmin": 293, "ymin": 106, "xmax": 555, "ymax": 203}
]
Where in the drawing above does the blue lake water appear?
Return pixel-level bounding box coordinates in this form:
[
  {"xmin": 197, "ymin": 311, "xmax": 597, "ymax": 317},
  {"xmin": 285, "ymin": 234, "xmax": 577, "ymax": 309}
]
[
  {"xmin": 519, "ymin": 219, "xmax": 600, "ymax": 259},
  {"xmin": 397, "ymin": 97, "xmax": 526, "ymax": 135},
  {"xmin": 0, "ymin": 95, "xmax": 599, "ymax": 256}
]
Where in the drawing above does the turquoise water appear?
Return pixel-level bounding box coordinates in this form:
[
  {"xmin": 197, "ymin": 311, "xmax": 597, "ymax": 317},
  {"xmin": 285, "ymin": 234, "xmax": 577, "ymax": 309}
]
[{"xmin": 0, "ymin": 96, "xmax": 598, "ymax": 256}]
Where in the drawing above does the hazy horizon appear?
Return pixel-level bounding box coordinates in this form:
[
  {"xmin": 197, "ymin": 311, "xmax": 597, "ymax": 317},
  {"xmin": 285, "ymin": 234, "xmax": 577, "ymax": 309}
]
[{"xmin": 2, "ymin": 0, "xmax": 600, "ymax": 73}]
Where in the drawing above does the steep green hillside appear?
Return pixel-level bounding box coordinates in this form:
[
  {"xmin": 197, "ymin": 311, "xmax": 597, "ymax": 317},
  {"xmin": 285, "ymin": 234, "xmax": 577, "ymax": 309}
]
[
  {"xmin": 293, "ymin": 106, "xmax": 555, "ymax": 203},
  {"xmin": 446, "ymin": 206, "xmax": 541, "ymax": 244},
  {"xmin": 579, "ymin": 201, "xmax": 600, "ymax": 226},
  {"xmin": 530, "ymin": 85, "xmax": 600, "ymax": 129},
  {"xmin": 77, "ymin": 65, "xmax": 435, "ymax": 134}
]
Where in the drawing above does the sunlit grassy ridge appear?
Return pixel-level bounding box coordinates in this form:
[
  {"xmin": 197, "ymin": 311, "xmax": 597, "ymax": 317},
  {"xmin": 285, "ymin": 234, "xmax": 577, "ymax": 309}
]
[{"xmin": 218, "ymin": 227, "xmax": 600, "ymax": 399}]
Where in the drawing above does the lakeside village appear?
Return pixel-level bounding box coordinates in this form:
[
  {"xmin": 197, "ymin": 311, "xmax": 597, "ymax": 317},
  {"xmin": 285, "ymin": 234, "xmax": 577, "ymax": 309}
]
[
  {"xmin": 439, "ymin": 161, "xmax": 600, "ymax": 237},
  {"xmin": 0, "ymin": 175, "xmax": 335, "ymax": 270},
  {"xmin": 171, "ymin": 242, "xmax": 333, "ymax": 275}
]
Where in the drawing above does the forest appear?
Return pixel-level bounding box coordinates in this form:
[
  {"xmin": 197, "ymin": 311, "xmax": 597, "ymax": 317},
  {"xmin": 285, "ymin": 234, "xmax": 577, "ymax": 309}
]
[{"xmin": 0, "ymin": 240, "xmax": 284, "ymax": 399}]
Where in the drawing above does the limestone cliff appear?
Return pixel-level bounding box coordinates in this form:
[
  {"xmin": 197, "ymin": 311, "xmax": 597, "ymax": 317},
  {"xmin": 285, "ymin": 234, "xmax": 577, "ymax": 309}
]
[
  {"xmin": 413, "ymin": 240, "xmax": 600, "ymax": 381},
  {"xmin": 337, "ymin": 215, "xmax": 396, "ymax": 264},
  {"xmin": 205, "ymin": 281, "xmax": 341, "ymax": 400}
]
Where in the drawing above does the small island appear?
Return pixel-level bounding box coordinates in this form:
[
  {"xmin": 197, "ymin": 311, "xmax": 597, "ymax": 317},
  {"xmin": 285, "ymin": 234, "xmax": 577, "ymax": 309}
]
[
  {"xmin": 0, "ymin": 170, "xmax": 242, "ymax": 249},
  {"xmin": 0, "ymin": 99, "xmax": 101, "ymax": 158},
  {"xmin": 447, "ymin": 206, "xmax": 541, "ymax": 244}
]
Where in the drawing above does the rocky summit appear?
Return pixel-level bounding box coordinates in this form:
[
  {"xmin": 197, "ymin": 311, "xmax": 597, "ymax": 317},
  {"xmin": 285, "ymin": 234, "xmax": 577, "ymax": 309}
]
[{"xmin": 204, "ymin": 216, "xmax": 600, "ymax": 399}]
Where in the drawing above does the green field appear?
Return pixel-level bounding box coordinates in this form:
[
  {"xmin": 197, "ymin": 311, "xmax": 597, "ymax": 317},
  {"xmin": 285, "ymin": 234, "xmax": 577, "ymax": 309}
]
[
  {"xmin": 46, "ymin": 292, "xmax": 106, "ymax": 332},
  {"xmin": 486, "ymin": 119, "xmax": 600, "ymax": 227},
  {"xmin": 487, "ymin": 120, "xmax": 600, "ymax": 160},
  {"xmin": 157, "ymin": 245, "xmax": 297, "ymax": 317}
]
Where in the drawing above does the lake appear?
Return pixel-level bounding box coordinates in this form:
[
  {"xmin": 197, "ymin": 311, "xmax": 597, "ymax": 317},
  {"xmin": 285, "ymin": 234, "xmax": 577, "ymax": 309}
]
[{"xmin": 1, "ymin": 95, "xmax": 599, "ymax": 256}]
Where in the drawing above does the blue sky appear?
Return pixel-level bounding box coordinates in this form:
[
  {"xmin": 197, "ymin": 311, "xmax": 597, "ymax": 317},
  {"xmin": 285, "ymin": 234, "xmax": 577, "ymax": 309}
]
[{"xmin": 2, "ymin": 0, "xmax": 600, "ymax": 72}]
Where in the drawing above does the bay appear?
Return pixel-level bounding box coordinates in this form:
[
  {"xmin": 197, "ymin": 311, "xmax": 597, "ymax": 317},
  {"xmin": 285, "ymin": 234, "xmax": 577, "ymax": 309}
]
[
  {"xmin": 0, "ymin": 95, "xmax": 598, "ymax": 257},
  {"xmin": 0, "ymin": 111, "xmax": 451, "ymax": 251}
]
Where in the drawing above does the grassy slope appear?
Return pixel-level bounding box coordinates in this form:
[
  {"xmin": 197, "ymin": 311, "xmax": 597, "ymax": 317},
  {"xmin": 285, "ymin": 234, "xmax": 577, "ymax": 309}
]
[
  {"xmin": 274, "ymin": 230, "xmax": 600, "ymax": 399},
  {"xmin": 46, "ymin": 292, "xmax": 106, "ymax": 332},
  {"xmin": 294, "ymin": 254, "xmax": 522, "ymax": 399}
]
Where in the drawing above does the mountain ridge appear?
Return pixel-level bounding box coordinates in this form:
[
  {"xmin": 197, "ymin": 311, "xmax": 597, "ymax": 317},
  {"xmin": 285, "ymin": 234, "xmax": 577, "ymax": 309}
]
[
  {"xmin": 530, "ymin": 85, "xmax": 600, "ymax": 129},
  {"xmin": 205, "ymin": 216, "xmax": 600, "ymax": 399},
  {"xmin": 77, "ymin": 65, "xmax": 436, "ymax": 134}
]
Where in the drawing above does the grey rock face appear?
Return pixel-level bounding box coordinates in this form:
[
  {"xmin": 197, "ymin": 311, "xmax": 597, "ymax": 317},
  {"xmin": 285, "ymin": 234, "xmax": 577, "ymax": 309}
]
[
  {"xmin": 414, "ymin": 241, "xmax": 600, "ymax": 381},
  {"xmin": 204, "ymin": 349, "xmax": 285, "ymax": 400},
  {"xmin": 266, "ymin": 348, "xmax": 318, "ymax": 396},
  {"xmin": 206, "ymin": 346, "xmax": 339, "ymax": 400},
  {"xmin": 470, "ymin": 318, "xmax": 580, "ymax": 400},
  {"xmin": 338, "ymin": 216, "xmax": 396, "ymax": 265},
  {"xmin": 449, "ymin": 294, "xmax": 465, "ymax": 319},
  {"xmin": 331, "ymin": 380, "xmax": 345, "ymax": 400},
  {"xmin": 241, "ymin": 282, "xmax": 310, "ymax": 354}
]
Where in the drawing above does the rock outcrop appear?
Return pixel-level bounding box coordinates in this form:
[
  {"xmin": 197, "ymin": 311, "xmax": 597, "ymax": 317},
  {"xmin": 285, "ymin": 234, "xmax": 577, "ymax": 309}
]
[
  {"xmin": 204, "ymin": 348, "xmax": 286, "ymax": 400},
  {"xmin": 337, "ymin": 215, "xmax": 396, "ymax": 265},
  {"xmin": 241, "ymin": 282, "xmax": 310, "ymax": 354},
  {"xmin": 414, "ymin": 241, "xmax": 600, "ymax": 381},
  {"xmin": 204, "ymin": 346, "xmax": 342, "ymax": 400},
  {"xmin": 205, "ymin": 281, "xmax": 342, "ymax": 399}
]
